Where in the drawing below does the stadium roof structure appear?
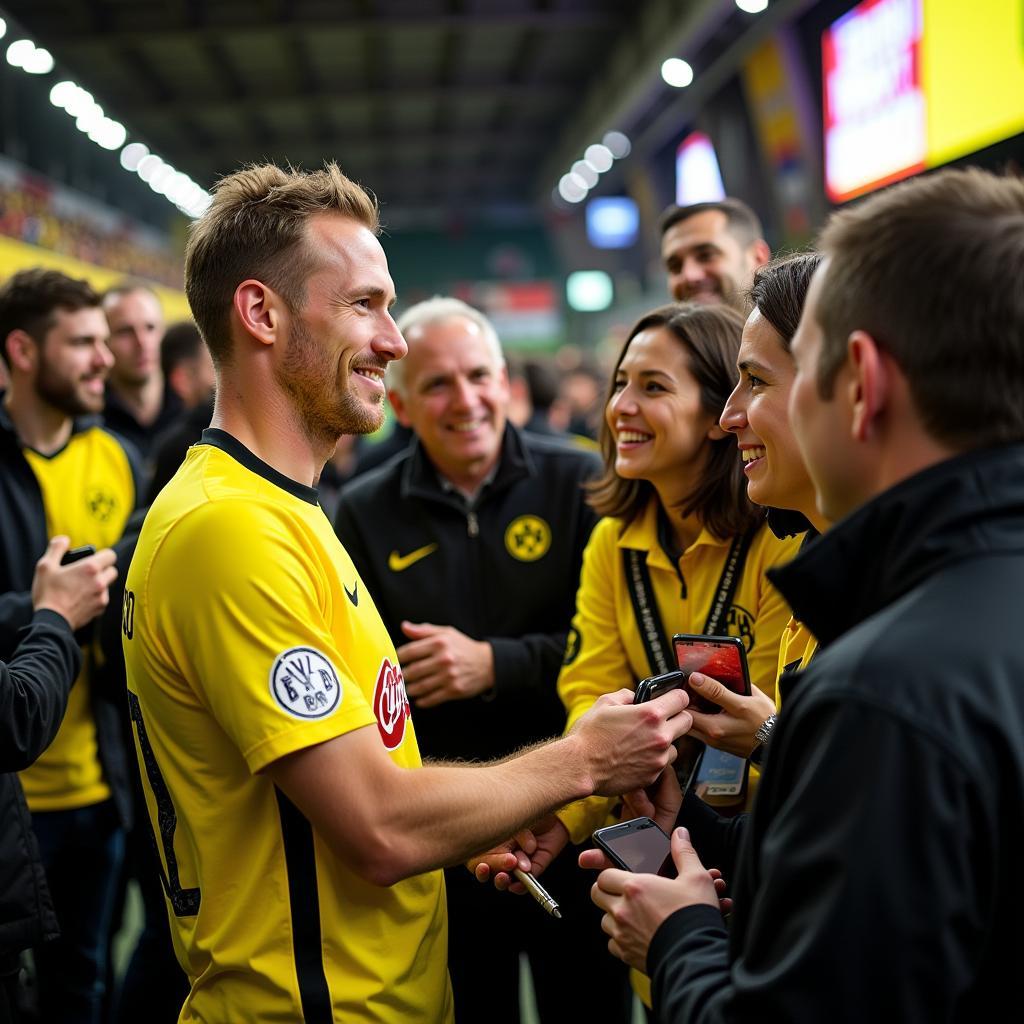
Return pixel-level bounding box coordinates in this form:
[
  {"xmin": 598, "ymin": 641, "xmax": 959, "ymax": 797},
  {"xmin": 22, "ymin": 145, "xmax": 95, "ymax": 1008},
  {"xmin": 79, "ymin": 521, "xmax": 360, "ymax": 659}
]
[{"xmin": 4, "ymin": 0, "xmax": 805, "ymax": 228}]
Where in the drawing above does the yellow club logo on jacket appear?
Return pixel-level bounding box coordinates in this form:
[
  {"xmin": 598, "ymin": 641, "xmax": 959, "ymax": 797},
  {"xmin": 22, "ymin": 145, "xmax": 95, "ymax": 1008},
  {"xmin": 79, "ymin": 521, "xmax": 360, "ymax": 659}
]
[{"xmin": 504, "ymin": 515, "xmax": 551, "ymax": 562}]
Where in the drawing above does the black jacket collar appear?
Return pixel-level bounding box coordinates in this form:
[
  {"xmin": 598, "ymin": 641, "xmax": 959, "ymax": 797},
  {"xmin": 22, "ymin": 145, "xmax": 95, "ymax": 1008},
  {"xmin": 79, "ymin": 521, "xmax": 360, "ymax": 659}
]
[
  {"xmin": 769, "ymin": 444, "xmax": 1024, "ymax": 648},
  {"xmin": 399, "ymin": 423, "xmax": 534, "ymax": 504},
  {"xmin": 0, "ymin": 397, "xmax": 100, "ymax": 456}
]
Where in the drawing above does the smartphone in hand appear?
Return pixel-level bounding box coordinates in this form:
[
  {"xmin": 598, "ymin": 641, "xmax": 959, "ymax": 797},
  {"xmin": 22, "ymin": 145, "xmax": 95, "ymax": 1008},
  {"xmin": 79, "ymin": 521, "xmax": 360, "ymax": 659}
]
[
  {"xmin": 60, "ymin": 544, "xmax": 96, "ymax": 566},
  {"xmin": 672, "ymin": 634, "xmax": 751, "ymax": 714},
  {"xmin": 592, "ymin": 817, "xmax": 676, "ymax": 877}
]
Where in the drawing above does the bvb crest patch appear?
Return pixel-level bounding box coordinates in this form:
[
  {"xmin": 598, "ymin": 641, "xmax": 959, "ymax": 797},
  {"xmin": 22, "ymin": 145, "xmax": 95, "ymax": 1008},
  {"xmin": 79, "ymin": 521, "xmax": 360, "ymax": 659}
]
[
  {"xmin": 86, "ymin": 487, "xmax": 118, "ymax": 523},
  {"xmin": 270, "ymin": 647, "xmax": 342, "ymax": 719},
  {"xmin": 726, "ymin": 605, "xmax": 755, "ymax": 653},
  {"xmin": 504, "ymin": 515, "xmax": 551, "ymax": 562},
  {"xmin": 563, "ymin": 625, "xmax": 581, "ymax": 665}
]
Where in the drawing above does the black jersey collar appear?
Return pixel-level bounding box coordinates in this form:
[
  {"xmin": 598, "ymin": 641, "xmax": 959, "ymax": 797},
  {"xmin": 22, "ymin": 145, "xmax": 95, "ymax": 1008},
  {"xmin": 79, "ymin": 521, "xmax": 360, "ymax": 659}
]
[{"xmin": 199, "ymin": 428, "xmax": 320, "ymax": 505}]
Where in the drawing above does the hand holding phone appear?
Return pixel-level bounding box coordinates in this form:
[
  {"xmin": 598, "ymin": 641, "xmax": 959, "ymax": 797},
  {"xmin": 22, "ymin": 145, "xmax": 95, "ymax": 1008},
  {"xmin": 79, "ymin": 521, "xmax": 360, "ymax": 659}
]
[
  {"xmin": 60, "ymin": 544, "xmax": 96, "ymax": 565},
  {"xmin": 592, "ymin": 817, "xmax": 676, "ymax": 878},
  {"xmin": 672, "ymin": 634, "xmax": 751, "ymax": 713}
]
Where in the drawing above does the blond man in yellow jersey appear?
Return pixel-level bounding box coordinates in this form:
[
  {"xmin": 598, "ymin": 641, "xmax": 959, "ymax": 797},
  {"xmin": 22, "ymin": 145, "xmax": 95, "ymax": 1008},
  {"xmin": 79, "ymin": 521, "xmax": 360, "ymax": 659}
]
[{"xmin": 122, "ymin": 163, "xmax": 696, "ymax": 1024}]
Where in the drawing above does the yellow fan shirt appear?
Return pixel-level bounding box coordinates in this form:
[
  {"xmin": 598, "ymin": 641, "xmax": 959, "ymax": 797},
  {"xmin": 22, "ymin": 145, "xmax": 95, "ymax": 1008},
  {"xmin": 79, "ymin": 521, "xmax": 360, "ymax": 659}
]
[
  {"xmin": 20, "ymin": 425, "xmax": 135, "ymax": 809},
  {"xmin": 122, "ymin": 431, "xmax": 451, "ymax": 1024}
]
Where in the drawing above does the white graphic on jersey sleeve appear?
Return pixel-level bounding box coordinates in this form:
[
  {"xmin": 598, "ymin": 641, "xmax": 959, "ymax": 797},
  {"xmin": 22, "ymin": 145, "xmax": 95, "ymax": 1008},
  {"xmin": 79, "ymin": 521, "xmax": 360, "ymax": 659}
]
[{"xmin": 269, "ymin": 647, "xmax": 342, "ymax": 719}]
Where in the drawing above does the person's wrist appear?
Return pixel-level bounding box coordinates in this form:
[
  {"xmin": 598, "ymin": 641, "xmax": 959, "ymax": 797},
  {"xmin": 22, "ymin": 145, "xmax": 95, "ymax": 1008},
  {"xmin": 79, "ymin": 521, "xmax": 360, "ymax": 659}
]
[{"xmin": 556, "ymin": 733, "xmax": 595, "ymax": 801}]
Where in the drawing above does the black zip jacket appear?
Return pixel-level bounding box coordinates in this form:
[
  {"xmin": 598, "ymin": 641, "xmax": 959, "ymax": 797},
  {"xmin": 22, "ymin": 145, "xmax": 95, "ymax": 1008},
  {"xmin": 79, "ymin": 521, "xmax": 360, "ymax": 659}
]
[
  {"xmin": 650, "ymin": 444, "xmax": 1024, "ymax": 1023},
  {"xmin": 335, "ymin": 425, "xmax": 600, "ymax": 762},
  {"xmin": 0, "ymin": 610, "xmax": 81, "ymax": 957},
  {"xmin": 0, "ymin": 403, "xmax": 137, "ymax": 827}
]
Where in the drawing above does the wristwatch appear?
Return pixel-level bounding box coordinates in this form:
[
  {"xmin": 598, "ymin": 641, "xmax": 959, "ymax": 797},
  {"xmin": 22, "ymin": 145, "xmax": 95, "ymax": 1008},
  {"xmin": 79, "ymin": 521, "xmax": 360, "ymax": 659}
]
[
  {"xmin": 749, "ymin": 714, "xmax": 777, "ymax": 767},
  {"xmin": 754, "ymin": 713, "xmax": 777, "ymax": 747}
]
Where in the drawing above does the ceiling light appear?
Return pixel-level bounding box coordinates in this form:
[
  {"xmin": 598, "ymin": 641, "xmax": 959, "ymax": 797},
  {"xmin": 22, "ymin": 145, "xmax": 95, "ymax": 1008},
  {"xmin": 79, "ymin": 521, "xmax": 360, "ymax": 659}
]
[
  {"xmin": 736, "ymin": 0, "xmax": 769, "ymax": 12},
  {"xmin": 571, "ymin": 160, "xmax": 599, "ymax": 189},
  {"xmin": 120, "ymin": 142, "xmax": 149, "ymax": 171},
  {"xmin": 23, "ymin": 47, "xmax": 53, "ymax": 74},
  {"xmin": 50, "ymin": 80, "xmax": 77, "ymax": 108},
  {"xmin": 602, "ymin": 131, "xmax": 631, "ymax": 159},
  {"xmin": 6, "ymin": 39, "xmax": 33, "ymax": 67},
  {"xmin": 136, "ymin": 154, "xmax": 165, "ymax": 183},
  {"xmin": 566, "ymin": 271, "xmax": 614, "ymax": 312},
  {"xmin": 584, "ymin": 144, "xmax": 614, "ymax": 173},
  {"xmin": 661, "ymin": 58, "xmax": 694, "ymax": 88},
  {"xmin": 558, "ymin": 173, "xmax": 588, "ymax": 204}
]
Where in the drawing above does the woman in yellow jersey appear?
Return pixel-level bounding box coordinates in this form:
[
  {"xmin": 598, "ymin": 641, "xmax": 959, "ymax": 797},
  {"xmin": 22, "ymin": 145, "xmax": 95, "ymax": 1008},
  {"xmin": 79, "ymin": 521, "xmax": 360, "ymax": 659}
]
[
  {"xmin": 576, "ymin": 253, "xmax": 832, "ymax": 912},
  {"xmin": 679, "ymin": 252, "xmax": 831, "ymax": 766},
  {"xmin": 539, "ymin": 303, "xmax": 800, "ymax": 855}
]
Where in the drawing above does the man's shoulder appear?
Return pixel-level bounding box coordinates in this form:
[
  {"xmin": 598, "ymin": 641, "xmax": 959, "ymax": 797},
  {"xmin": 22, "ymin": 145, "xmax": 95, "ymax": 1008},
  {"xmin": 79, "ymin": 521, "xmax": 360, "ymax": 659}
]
[
  {"xmin": 796, "ymin": 560, "xmax": 1024, "ymax": 724},
  {"xmin": 521, "ymin": 429, "xmax": 600, "ymax": 466},
  {"xmin": 337, "ymin": 450, "xmax": 408, "ymax": 508}
]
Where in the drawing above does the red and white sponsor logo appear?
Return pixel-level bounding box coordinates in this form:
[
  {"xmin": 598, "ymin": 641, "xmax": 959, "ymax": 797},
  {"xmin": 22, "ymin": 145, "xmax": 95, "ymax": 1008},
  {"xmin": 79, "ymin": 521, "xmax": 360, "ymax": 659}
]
[{"xmin": 373, "ymin": 657, "xmax": 411, "ymax": 750}]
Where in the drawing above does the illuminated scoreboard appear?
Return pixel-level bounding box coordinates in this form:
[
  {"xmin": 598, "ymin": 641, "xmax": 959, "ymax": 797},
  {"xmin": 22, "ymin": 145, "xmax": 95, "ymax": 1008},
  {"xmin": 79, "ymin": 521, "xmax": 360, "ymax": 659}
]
[{"xmin": 823, "ymin": 0, "xmax": 1024, "ymax": 203}]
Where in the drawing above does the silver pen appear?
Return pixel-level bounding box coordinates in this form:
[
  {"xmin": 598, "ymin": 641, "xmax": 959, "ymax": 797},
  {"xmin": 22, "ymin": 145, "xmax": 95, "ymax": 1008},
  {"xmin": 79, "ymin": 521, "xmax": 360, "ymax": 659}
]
[{"xmin": 513, "ymin": 868, "xmax": 562, "ymax": 919}]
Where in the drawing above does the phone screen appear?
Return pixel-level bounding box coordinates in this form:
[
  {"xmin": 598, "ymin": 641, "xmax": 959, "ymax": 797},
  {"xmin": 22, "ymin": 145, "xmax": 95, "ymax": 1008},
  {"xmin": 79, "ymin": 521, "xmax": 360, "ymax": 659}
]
[
  {"xmin": 595, "ymin": 819, "xmax": 676, "ymax": 877},
  {"xmin": 673, "ymin": 636, "xmax": 749, "ymax": 714}
]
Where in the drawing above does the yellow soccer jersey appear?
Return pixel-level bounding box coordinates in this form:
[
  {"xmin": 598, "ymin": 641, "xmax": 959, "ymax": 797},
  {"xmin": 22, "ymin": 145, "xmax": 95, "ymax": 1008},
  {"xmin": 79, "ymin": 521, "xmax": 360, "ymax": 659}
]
[
  {"xmin": 556, "ymin": 499, "xmax": 800, "ymax": 844},
  {"xmin": 122, "ymin": 430, "xmax": 451, "ymax": 1024},
  {"xmin": 777, "ymin": 616, "xmax": 818, "ymax": 692},
  {"xmin": 20, "ymin": 425, "xmax": 135, "ymax": 810}
]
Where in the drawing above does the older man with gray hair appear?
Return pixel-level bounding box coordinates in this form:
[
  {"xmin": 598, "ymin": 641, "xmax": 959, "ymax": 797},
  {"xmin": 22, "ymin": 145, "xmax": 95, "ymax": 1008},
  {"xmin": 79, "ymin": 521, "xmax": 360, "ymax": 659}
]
[{"xmin": 334, "ymin": 296, "xmax": 630, "ymax": 1022}]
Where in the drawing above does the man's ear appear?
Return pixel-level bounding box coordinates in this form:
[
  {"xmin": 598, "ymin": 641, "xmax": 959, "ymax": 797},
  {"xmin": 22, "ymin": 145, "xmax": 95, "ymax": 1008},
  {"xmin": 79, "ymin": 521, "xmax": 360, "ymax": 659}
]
[
  {"xmin": 847, "ymin": 330, "xmax": 888, "ymax": 442},
  {"xmin": 750, "ymin": 239, "xmax": 772, "ymax": 269},
  {"xmin": 388, "ymin": 388, "xmax": 411, "ymax": 427},
  {"xmin": 4, "ymin": 329, "xmax": 38, "ymax": 374},
  {"xmin": 233, "ymin": 280, "xmax": 282, "ymax": 347}
]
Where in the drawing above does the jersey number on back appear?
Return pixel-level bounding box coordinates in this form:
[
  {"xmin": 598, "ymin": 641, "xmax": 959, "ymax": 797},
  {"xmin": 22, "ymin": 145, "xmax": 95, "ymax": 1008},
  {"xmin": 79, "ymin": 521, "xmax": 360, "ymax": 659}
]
[{"xmin": 127, "ymin": 691, "xmax": 201, "ymax": 916}]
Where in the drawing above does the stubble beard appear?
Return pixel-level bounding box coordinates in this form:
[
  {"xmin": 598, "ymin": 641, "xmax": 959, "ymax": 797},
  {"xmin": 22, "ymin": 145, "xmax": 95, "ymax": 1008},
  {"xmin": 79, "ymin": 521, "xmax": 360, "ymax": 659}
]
[
  {"xmin": 35, "ymin": 363, "xmax": 102, "ymax": 417},
  {"xmin": 277, "ymin": 317, "xmax": 384, "ymax": 448}
]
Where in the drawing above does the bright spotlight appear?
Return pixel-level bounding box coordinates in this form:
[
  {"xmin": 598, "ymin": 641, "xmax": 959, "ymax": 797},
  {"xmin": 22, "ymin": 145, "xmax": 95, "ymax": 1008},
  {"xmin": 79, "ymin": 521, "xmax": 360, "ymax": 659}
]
[
  {"xmin": 6, "ymin": 39, "xmax": 33, "ymax": 68},
  {"xmin": 602, "ymin": 131, "xmax": 631, "ymax": 159},
  {"xmin": 0, "ymin": 19, "xmax": 7, "ymax": 41},
  {"xmin": 736, "ymin": 0, "xmax": 769, "ymax": 12},
  {"xmin": 23, "ymin": 47, "xmax": 53, "ymax": 74},
  {"xmin": 137, "ymin": 154, "xmax": 165, "ymax": 183},
  {"xmin": 584, "ymin": 144, "xmax": 614, "ymax": 173},
  {"xmin": 558, "ymin": 173, "xmax": 588, "ymax": 204},
  {"xmin": 661, "ymin": 58, "xmax": 694, "ymax": 88},
  {"xmin": 50, "ymin": 81, "xmax": 77, "ymax": 108},
  {"xmin": 120, "ymin": 142, "xmax": 149, "ymax": 171},
  {"xmin": 571, "ymin": 160, "xmax": 599, "ymax": 189}
]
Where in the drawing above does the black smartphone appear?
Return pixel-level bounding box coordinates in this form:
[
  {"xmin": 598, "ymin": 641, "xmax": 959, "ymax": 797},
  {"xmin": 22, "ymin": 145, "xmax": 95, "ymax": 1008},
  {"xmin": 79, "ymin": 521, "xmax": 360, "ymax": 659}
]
[
  {"xmin": 634, "ymin": 669, "xmax": 685, "ymax": 704},
  {"xmin": 592, "ymin": 817, "xmax": 676, "ymax": 877},
  {"xmin": 61, "ymin": 544, "xmax": 96, "ymax": 566},
  {"xmin": 634, "ymin": 668, "xmax": 705, "ymax": 793},
  {"xmin": 672, "ymin": 634, "xmax": 751, "ymax": 715}
]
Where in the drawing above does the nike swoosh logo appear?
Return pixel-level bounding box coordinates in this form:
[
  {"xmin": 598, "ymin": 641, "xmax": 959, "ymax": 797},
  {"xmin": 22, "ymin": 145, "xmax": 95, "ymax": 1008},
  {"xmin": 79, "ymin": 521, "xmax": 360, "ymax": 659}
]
[
  {"xmin": 344, "ymin": 581, "xmax": 359, "ymax": 606},
  {"xmin": 388, "ymin": 543, "xmax": 438, "ymax": 572}
]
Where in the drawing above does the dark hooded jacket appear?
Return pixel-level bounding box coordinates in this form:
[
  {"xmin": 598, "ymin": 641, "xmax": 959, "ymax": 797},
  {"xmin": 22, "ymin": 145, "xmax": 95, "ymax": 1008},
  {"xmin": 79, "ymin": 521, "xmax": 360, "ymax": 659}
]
[
  {"xmin": 0, "ymin": 611, "xmax": 81, "ymax": 958},
  {"xmin": 650, "ymin": 444, "xmax": 1024, "ymax": 1023}
]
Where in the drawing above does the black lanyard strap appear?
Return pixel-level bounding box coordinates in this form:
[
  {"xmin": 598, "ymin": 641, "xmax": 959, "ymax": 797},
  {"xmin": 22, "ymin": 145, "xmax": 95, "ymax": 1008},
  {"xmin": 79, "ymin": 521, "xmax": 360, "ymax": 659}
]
[{"xmin": 624, "ymin": 524, "xmax": 758, "ymax": 678}]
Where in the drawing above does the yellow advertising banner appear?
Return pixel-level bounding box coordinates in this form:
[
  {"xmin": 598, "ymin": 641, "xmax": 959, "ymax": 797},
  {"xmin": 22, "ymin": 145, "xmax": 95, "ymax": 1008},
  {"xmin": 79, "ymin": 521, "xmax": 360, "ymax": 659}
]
[
  {"xmin": 923, "ymin": 0, "xmax": 1024, "ymax": 167},
  {"xmin": 0, "ymin": 235, "xmax": 191, "ymax": 321}
]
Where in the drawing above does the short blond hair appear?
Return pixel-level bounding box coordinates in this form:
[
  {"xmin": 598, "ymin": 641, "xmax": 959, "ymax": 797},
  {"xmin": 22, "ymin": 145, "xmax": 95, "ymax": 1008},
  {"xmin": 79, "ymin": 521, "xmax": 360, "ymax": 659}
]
[{"xmin": 184, "ymin": 162, "xmax": 378, "ymax": 365}]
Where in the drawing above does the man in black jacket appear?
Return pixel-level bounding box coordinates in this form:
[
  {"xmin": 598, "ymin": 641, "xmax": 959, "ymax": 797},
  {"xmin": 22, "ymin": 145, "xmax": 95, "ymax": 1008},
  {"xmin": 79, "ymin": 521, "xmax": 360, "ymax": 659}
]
[
  {"xmin": 586, "ymin": 168, "xmax": 1024, "ymax": 1021},
  {"xmin": 1, "ymin": 536, "xmax": 117, "ymax": 1024},
  {"xmin": 334, "ymin": 296, "xmax": 630, "ymax": 1022}
]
